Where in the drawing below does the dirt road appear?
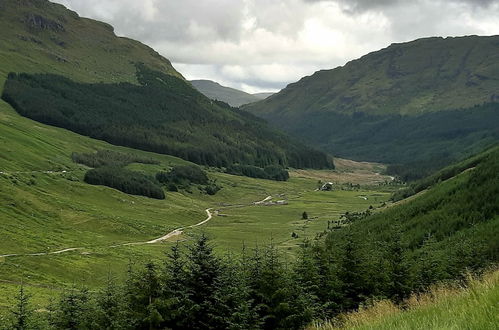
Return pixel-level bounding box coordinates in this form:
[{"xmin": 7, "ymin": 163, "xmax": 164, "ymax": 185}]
[{"xmin": 0, "ymin": 195, "xmax": 272, "ymax": 258}]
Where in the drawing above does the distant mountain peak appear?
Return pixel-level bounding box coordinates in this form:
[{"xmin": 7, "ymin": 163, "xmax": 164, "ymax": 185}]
[{"xmin": 190, "ymin": 79, "xmax": 273, "ymax": 107}]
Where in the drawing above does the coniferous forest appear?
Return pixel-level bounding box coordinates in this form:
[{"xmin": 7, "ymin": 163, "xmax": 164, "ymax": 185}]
[
  {"xmin": 1, "ymin": 2, "xmax": 499, "ymax": 329},
  {"xmin": 252, "ymin": 102, "xmax": 499, "ymax": 181},
  {"xmin": 1, "ymin": 65, "xmax": 333, "ymax": 170},
  {"xmin": 5, "ymin": 147, "xmax": 498, "ymax": 329},
  {"xmin": 71, "ymin": 150, "xmax": 221, "ymax": 198},
  {"xmin": 84, "ymin": 167, "xmax": 165, "ymax": 200}
]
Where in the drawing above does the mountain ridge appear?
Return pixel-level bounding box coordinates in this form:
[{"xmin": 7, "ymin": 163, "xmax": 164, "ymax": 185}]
[
  {"xmin": 243, "ymin": 35, "xmax": 499, "ymax": 178},
  {"xmin": 0, "ymin": 0, "xmax": 183, "ymax": 89},
  {"xmin": 190, "ymin": 79, "xmax": 273, "ymax": 107},
  {"xmin": 245, "ymin": 35, "xmax": 499, "ymax": 117}
]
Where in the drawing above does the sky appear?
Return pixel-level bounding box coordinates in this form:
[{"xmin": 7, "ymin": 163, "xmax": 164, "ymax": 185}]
[{"xmin": 54, "ymin": 0, "xmax": 499, "ymax": 93}]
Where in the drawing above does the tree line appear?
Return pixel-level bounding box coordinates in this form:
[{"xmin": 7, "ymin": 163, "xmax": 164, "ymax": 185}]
[
  {"xmin": 72, "ymin": 150, "xmax": 159, "ymax": 168},
  {"xmin": 156, "ymin": 165, "xmax": 221, "ymax": 195},
  {"xmin": 226, "ymin": 164, "xmax": 290, "ymax": 181},
  {"xmin": 2, "ymin": 66, "xmax": 333, "ymax": 170},
  {"xmin": 73, "ymin": 151, "xmax": 221, "ymax": 198},
  {"xmin": 84, "ymin": 167, "xmax": 165, "ymax": 200}
]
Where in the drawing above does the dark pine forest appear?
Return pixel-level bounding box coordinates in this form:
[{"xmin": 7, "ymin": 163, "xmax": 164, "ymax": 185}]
[{"xmin": 1, "ymin": 65, "xmax": 332, "ymax": 170}]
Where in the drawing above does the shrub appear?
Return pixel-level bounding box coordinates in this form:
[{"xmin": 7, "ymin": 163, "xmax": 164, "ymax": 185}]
[
  {"xmin": 84, "ymin": 166, "xmax": 165, "ymax": 199},
  {"xmin": 226, "ymin": 164, "xmax": 289, "ymax": 181}
]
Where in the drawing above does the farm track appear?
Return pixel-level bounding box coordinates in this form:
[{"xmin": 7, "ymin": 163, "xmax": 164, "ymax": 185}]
[{"xmin": 0, "ymin": 196, "xmax": 273, "ymax": 259}]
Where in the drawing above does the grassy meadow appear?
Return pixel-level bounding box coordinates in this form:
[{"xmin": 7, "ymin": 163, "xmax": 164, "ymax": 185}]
[{"xmin": 0, "ymin": 97, "xmax": 394, "ymax": 312}]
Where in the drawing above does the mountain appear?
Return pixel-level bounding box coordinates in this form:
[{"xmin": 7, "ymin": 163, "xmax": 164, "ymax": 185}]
[
  {"xmin": 252, "ymin": 92, "xmax": 274, "ymax": 100},
  {"xmin": 190, "ymin": 79, "xmax": 272, "ymax": 107},
  {"xmin": 0, "ymin": 0, "xmax": 332, "ymax": 170},
  {"xmin": 0, "ymin": 0, "xmax": 182, "ymax": 86},
  {"xmin": 244, "ymin": 36, "xmax": 499, "ymax": 178}
]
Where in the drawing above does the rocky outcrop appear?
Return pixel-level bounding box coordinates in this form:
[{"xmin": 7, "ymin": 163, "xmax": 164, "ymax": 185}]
[{"xmin": 24, "ymin": 13, "xmax": 65, "ymax": 32}]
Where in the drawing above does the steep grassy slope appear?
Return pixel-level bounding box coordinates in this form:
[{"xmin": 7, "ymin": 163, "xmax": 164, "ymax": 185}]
[
  {"xmin": 0, "ymin": 0, "xmax": 182, "ymax": 88},
  {"xmin": 310, "ymin": 269, "xmax": 499, "ymax": 330},
  {"xmin": 190, "ymin": 79, "xmax": 263, "ymax": 107},
  {"xmin": 246, "ymin": 36, "xmax": 499, "ymax": 117},
  {"xmin": 321, "ymin": 144, "xmax": 499, "ymax": 302},
  {"xmin": 243, "ymin": 36, "xmax": 499, "ymax": 177}
]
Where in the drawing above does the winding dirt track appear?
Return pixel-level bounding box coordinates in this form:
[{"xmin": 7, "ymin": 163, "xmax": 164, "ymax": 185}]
[
  {"xmin": 0, "ymin": 196, "xmax": 272, "ymax": 258},
  {"xmin": 114, "ymin": 208, "xmax": 214, "ymax": 247}
]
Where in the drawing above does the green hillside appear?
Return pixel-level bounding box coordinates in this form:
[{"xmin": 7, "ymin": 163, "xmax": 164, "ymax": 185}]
[
  {"xmin": 0, "ymin": 0, "xmax": 182, "ymax": 87},
  {"xmin": 310, "ymin": 269, "xmax": 499, "ymax": 330},
  {"xmin": 0, "ymin": 95, "xmax": 389, "ymax": 311},
  {"xmin": 243, "ymin": 36, "xmax": 499, "ymax": 178},
  {"xmin": 2, "ymin": 66, "xmax": 331, "ymax": 169},
  {"xmin": 246, "ymin": 36, "xmax": 499, "ymax": 117},
  {"xmin": 0, "ymin": 0, "xmax": 332, "ymax": 170},
  {"xmin": 190, "ymin": 79, "xmax": 263, "ymax": 107}
]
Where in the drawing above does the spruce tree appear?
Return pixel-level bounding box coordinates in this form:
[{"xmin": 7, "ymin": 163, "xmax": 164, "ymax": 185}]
[
  {"xmin": 11, "ymin": 284, "xmax": 32, "ymax": 330},
  {"xmin": 184, "ymin": 234, "xmax": 222, "ymax": 329},
  {"xmin": 215, "ymin": 254, "xmax": 257, "ymax": 330},
  {"xmin": 386, "ymin": 225, "xmax": 411, "ymax": 303},
  {"xmin": 160, "ymin": 242, "xmax": 190, "ymax": 329},
  {"xmin": 337, "ymin": 232, "xmax": 365, "ymax": 311},
  {"xmin": 49, "ymin": 285, "xmax": 93, "ymax": 329},
  {"xmin": 416, "ymin": 233, "xmax": 446, "ymax": 290},
  {"xmin": 94, "ymin": 273, "xmax": 132, "ymax": 330}
]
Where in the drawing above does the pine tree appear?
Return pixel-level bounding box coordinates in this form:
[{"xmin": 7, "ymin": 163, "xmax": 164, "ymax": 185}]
[
  {"xmin": 184, "ymin": 234, "xmax": 222, "ymax": 329},
  {"xmin": 123, "ymin": 261, "xmax": 163, "ymax": 329},
  {"xmin": 49, "ymin": 285, "xmax": 93, "ymax": 329},
  {"xmin": 386, "ymin": 225, "xmax": 411, "ymax": 303},
  {"xmin": 11, "ymin": 284, "xmax": 32, "ymax": 330},
  {"xmin": 293, "ymin": 242, "xmax": 320, "ymax": 312},
  {"xmin": 142, "ymin": 263, "xmax": 163, "ymax": 329},
  {"xmin": 416, "ymin": 233, "xmax": 446, "ymax": 290},
  {"xmin": 248, "ymin": 242, "xmax": 293, "ymax": 330},
  {"xmin": 337, "ymin": 232, "xmax": 365, "ymax": 311},
  {"xmin": 94, "ymin": 273, "xmax": 132, "ymax": 329},
  {"xmin": 160, "ymin": 242, "xmax": 190, "ymax": 329},
  {"xmin": 215, "ymin": 253, "xmax": 257, "ymax": 330}
]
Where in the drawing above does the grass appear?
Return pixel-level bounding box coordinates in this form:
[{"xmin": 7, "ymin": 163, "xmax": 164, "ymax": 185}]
[
  {"xmin": 0, "ymin": 96, "xmax": 394, "ymax": 310},
  {"xmin": 200, "ymin": 188, "xmax": 389, "ymax": 254},
  {"xmin": 0, "ymin": 0, "xmax": 181, "ymax": 92},
  {"xmin": 308, "ymin": 268, "xmax": 499, "ymax": 330}
]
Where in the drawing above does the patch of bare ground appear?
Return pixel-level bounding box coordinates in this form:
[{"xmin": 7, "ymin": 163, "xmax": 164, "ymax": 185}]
[{"xmin": 290, "ymin": 158, "xmax": 393, "ymax": 185}]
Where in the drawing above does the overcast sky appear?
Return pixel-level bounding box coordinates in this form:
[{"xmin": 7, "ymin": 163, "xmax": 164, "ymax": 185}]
[{"xmin": 54, "ymin": 0, "xmax": 499, "ymax": 93}]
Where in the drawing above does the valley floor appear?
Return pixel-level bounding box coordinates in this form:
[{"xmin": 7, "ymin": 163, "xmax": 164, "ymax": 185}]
[{"xmin": 0, "ymin": 99, "xmax": 396, "ymax": 310}]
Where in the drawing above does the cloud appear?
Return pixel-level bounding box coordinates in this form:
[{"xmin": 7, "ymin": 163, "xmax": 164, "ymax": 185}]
[
  {"xmin": 53, "ymin": 0, "xmax": 499, "ymax": 93},
  {"xmin": 305, "ymin": 0, "xmax": 496, "ymax": 12}
]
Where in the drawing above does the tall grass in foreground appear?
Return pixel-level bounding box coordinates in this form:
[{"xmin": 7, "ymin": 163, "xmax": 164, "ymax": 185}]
[{"xmin": 308, "ymin": 267, "xmax": 499, "ymax": 330}]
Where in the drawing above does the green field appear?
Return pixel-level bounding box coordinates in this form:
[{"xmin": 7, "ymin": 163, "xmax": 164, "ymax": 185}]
[{"xmin": 0, "ymin": 96, "xmax": 393, "ymax": 311}]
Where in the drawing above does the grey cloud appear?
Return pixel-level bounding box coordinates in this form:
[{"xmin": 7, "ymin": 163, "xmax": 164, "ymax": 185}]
[
  {"xmin": 304, "ymin": 0, "xmax": 496, "ymax": 12},
  {"xmin": 57, "ymin": 0, "xmax": 246, "ymax": 44},
  {"xmin": 54, "ymin": 0, "xmax": 499, "ymax": 92}
]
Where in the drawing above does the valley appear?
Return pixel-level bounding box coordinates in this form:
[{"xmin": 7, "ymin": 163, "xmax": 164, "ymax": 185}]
[
  {"xmin": 0, "ymin": 1, "xmax": 498, "ymax": 328},
  {"xmin": 0, "ymin": 96, "xmax": 393, "ymax": 311}
]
